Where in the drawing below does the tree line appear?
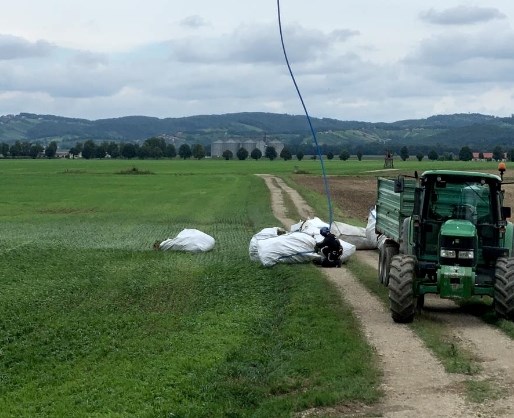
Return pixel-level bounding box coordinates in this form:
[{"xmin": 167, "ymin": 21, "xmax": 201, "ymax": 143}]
[{"xmin": 2, "ymin": 137, "xmax": 513, "ymax": 163}]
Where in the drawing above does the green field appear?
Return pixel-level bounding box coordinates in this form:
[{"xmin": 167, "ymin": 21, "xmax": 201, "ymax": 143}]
[
  {"xmin": 1, "ymin": 157, "xmax": 510, "ymax": 417},
  {"xmin": 0, "ymin": 159, "xmax": 384, "ymax": 417}
]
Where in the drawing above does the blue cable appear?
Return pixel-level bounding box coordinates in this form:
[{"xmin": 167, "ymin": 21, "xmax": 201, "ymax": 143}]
[{"xmin": 276, "ymin": 0, "xmax": 334, "ymax": 226}]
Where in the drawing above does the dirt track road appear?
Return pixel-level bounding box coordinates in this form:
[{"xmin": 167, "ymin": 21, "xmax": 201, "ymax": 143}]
[{"xmin": 258, "ymin": 174, "xmax": 514, "ymax": 418}]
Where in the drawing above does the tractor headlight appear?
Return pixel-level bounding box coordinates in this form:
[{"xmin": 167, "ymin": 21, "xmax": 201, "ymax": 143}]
[
  {"xmin": 440, "ymin": 249, "xmax": 456, "ymax": 258},
  {"xmin": 458, "ymin": 250, "xmax": 474, "ymax": 259}
]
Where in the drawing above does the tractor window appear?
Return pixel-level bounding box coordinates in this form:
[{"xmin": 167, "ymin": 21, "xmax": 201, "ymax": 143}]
[{"xmin": 427, "ymin": 181, "xmax": 492, "ymax": 224}]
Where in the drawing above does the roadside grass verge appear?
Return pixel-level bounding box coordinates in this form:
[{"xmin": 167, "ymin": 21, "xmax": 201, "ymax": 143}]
[{"xmin": 0, "ymin": 160, "xmax": 381, "ymax": 416}]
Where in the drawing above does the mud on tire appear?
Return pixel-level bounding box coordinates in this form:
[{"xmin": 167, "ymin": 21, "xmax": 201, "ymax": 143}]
[
  {"xmin": 494, "ymin": 257, "xmax": 514, "ymax": 320},
  {"xmin": 388, "ymin": 255, "xmax": 416, "ymax": 323}
]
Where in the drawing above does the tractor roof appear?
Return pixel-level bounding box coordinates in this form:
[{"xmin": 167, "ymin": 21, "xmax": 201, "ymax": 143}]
[{"xmin": 421, "ymin": 170, "xmax": 501, "ymax": 182}]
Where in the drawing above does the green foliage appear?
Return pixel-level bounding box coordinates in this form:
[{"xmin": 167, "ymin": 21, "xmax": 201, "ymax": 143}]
[
  {"xmin": 416, "ymin": 152, "xmax": 424, "ymax": 161},
  {"xmin": 428, "ymin": 149, "xmax": 438, "ymax": 161},
  {"xmin": 222, "ymin": 149, "xmax": 233, "ymax": 160},
  {"xmin": 191, "ymin": 143, "xmax": 206, "ymax": 160},
  {"xmin": 339, "ymin": 149, "xmax": 350, "ymax": 161},
  {"xmin": 400, "ymin": 145, "xmax": 409, "ymax": 161},
  {"xmin": 326, "ymin": 151, "xmax": 334, "ymax": 160},
  {"xmin": 265, "ymin": 146, "xmax": 277, "ymax": 161},
  {"xmin": 251, "ymin": 148, "xmax": 262, "ymax": 160},
  {"xmin": 178, "ymin": 143, "xmax": 192, "ymax": 159},
  {"xmin": 296, "ymin": 151, "xmax": 304, "ymax": 161},
  {"xmin": 280, "ymin": 147, "xmax": 292, "ymax": 161},
  {"xmin": 0, "ymin": 160, "xmax": 381, "ymax": 416},
  {"xmin": 459, "ymin": 146, "xmax": 473, "ymax": 161},
  {"xmin": 236, "ymin": 147, "xmax": 249, "ymax": 160}
]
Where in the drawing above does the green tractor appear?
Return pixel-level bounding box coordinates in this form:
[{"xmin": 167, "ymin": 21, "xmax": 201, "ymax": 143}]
[{"xmin": 376, "ymin": 166, "xmax": 514, "ymax": 323}]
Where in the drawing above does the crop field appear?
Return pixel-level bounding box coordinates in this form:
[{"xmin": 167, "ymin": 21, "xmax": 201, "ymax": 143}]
[
  {"xmin": 0, "ymin": 159, "xmax": 383, "ymax": 417},
  {"xmin": 2, "ymin": 157, "xmax": 513, "ymax": 417}
]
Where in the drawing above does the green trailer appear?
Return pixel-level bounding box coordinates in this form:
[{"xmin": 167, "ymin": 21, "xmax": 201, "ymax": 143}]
[{"xmin": 375, "ymin": 168, "xmax": 514, "ymax": 323}]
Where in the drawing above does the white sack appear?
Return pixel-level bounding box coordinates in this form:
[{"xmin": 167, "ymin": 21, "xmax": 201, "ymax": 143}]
[
  {"xmin": 159, "ymin": 228, "xmax": 215, "ymax": 252},
  {"xmin": 341, "ymin": 240, "xmax": 357, "ymax": 262},
  {"xmin": 256, "ymin": 232, "xmax": 318, "ymax": 267},
  {"xmin": 331, "ymin": 221, "xmax": 376, "ymax": 250},
  {"xmin": 249, "ymin": 227, "xmax": 284, "ymax": 262},
  {"xmin": 290, "ymin": 217, "xmax": 329, "ymax": 233},
  {"xmin": 365, "ymin": 207, "xmax": 380, "ymax": 249}
]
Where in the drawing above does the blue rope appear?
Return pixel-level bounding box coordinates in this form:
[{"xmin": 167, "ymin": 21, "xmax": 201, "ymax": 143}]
[{"xmin": 276, "ymin": 0, "xmax": 334, "ymax": 226}]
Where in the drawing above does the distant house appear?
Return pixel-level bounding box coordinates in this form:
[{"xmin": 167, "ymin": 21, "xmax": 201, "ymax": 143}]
[{"xmin": 472, "ymin": 152, "xmax": 505, "ymax": 161}]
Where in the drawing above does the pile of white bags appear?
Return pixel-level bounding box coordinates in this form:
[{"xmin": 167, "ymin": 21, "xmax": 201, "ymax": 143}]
[
  {"xmin": 250, "ymin": 218, "xmax": 357, "ymax": 267},
  {"xmin": 159, "ymin": 229, "xmax": 215, "ymax": 252}
]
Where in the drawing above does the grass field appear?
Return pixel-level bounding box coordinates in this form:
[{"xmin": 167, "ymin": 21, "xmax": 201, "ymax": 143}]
[{"xmin": 0, "ymin": 159, "xmax": 384, "ymax": 417}]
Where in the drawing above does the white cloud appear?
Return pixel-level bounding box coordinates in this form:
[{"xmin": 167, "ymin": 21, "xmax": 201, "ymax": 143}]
[{"xmin": 1, "ymin": 0, "xmax": 514, "ymax": 122}]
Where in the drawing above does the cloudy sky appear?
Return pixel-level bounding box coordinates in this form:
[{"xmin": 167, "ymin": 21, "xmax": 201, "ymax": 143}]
[{"xmin": 2, "ymin": 1, "xmax": 514, "ymax": 122}]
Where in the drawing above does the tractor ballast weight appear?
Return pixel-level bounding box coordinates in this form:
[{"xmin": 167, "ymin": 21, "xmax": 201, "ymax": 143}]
[{"xmin": 376, "ymin": 168, "xmax": 514, "ymax": 323}]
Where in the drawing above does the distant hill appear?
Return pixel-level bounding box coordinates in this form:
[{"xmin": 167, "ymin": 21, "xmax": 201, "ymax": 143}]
[{"xmin": 1, "ymin": 111, "xmax": 514, "ymax": 154}]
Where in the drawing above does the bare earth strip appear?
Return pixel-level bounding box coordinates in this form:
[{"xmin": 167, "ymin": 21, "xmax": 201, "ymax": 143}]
[{"xmin": 258, "ymin": 174, "xmax": 511, "ymax": 417}]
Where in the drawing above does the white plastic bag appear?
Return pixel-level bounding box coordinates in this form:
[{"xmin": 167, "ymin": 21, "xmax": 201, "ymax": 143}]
[
  {"xmin": 249, "ymin": 227, "xmax": 285, "ymax": 261},
  {"xmin": 256, "ymin": 232, "xmax": 318, "ymax": 267},
  {"xmin": 331, "ymin": 221, "xmax": 374, "ymax": 249},
  {"xmin": 159, "ymin": 229, "xmax": 215, "ymax": 252}
]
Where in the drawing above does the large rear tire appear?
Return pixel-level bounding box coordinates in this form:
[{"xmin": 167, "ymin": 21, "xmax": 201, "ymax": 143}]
[
  {"xmin": 388, "ymin": 255, "xmax": 416, "ymax": 323},
  {"xmin": 494, "ymin": 257, "xmax": 514, "ymax": 320},
  {"xmin": 378, "ymin": 241, "xmax": 399, "ymax": 286}
]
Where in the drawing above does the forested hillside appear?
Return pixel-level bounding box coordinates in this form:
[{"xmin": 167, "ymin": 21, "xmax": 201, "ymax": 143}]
[{"xmin": 1, "ymin": 111, "xmax": 514, "ymax": 155}]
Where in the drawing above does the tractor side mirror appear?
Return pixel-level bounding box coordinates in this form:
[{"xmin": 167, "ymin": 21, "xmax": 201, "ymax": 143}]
[
  {"xmin": 502, "ymin": 206, "xmax": 511, "ymax": 219},
  {"xmin": 394, "ymin": 176, "xmax": 404, "ymax": 193}
]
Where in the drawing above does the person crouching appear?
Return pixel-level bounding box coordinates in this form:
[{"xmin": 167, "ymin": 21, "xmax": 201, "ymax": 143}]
[{"xmin": 313, "ymin": 227, "xmax": 343, "ymax": 267}]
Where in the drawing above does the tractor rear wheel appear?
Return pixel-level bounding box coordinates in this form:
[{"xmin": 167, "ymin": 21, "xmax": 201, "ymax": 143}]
[
  {"xmin": 388, "ymin": 255, "xmax": 416, "ymax": 323},
  {"xmin": 494, "ymin": 257, "xmax": 514, "ymax": 320},
  {"xmin": 378, "ymin": 241, "xmax": 399, "ymax": 286}
]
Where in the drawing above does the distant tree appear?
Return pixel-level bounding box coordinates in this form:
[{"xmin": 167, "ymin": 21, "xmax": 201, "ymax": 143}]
[
  {"xmin": 356, "ymin": 150, "xmax": 363, "ymax": 161},
  {"xmin": 326, "ymin": 151, "xmax": 334, "ymax": 160},
  {"xmin": 400, "ymin": 146, "xmax": 409, "ymax": 161},
  {"xmin": 265, "ymin": 146, "xmax": 277, "ymax": 161},
  {"xmin": 149, "ymin": 146, "xmax": 164, "ymax": 159},
  {"xmin": 296, "ymin": 151, "xmax": 304, "ymax": 161},
  {"xmin": 178, "ymin": 144, "xmax": 192, "ymax": 159},
  {"xmin": 81, "ymin": 140, "xmax": 96, "ymax": 159},
  {"xmin": 510, "ymin": 149, "xmax": 514, "ymax": 162},
  {"xmin": 95, "ymin": 142, "xmax": 107, "ymax": 159},
  {"xmin": 120, "ymin": 143, "xmax": 137, "ymax": 159},
  {"xmin": 144, "ymin": 137, "xmax": 166, "ymax": 153},
  {"xmin": 29, "ymin": 144, "xmax": 43, "ymax": 159},
  {"xmin": 107, "ymin": 141, "xmax": 120, "ymax": 158},
  {"xmin": 280, "ymin": 147, "xmax": 292, "ymax": 161},
  {"xmin": 222, "ymin": 149, "xmax": 233, "ymax": 160},
  {"xmin": 44, "ymin": 141, "xmax": 58, "ymax": 158},
  {"xmin": 428, "ymin": 150, "xmax": 438, "ymax": 161},
  {"xmin": 443, "ymin": 152, "xmax": 454, "ymax": 161},
  {"xmin": 339, "ymin": 149, "xmax": 350, "ymax": 161},
  {"xmin": 493, "ymin": 145, "xmax": 504, "ymax": 161},
  {"xmin": 236, "ymin": 147, "xmax": 249, "ymax": 160},
  {"xmin": 458, "ymin": 146, "xmax": 473, "ymax": 161},
  {"xmin": 0, "ymin": 142, "xmax": 9, "ymax": 157},
  {"xmin": 165, "ymin": 143, "xmax": 176, "ymax": 158},
  {"xmin": 479, "ymin": 152, "xmax": 485, "ymax": 160},
  {"xmin": 416, "ymin": 153, "xmax": 424, "ymax": 162},
  {"xmin": 251, "ymin": 148, "xmax": 262, "ymax": 160},
  {"xmin": 191, "ymin": 143, "xmax": 206, "ymax": 160}
]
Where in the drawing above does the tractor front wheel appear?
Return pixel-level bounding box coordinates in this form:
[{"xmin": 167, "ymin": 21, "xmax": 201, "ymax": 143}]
[
  {"xmin": 388, "ymin": 255, "xmax": 416, "ymax": 323},
  {"xmin": 494, "ymin": 257, "xmax": 514, "ymax": 320}
]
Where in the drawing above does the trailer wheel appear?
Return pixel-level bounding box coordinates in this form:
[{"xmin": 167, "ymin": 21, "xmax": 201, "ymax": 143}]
[
  {"xmin": 388, "ymin": 255, "xmax": 416, "ymax": 323},
  {"xmin": 494, "ymin": 257, "xmax": 514, "ymax": 320},
  {"xmin": 378, "ymin": 241, "xmax": 399, "ymax": 286}
]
